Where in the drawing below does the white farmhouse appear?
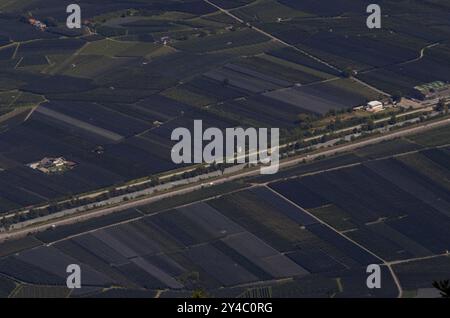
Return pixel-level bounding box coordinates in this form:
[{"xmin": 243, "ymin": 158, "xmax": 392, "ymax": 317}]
[{"xmin": 366, "ymin": 101, "xmax": 384, "ymax": 112}]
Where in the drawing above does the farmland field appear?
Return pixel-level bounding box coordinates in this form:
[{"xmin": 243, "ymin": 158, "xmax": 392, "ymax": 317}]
[
  {"xmin": 264, "ymin": 78, "xmax": 381, "ymax": 114},
  {"xmin": 0, "ymin": 125, "xmax": 449, "ymax": 297},
  {"xmin": 0, "ymin": 0, "xmax": 450, "ymax": 300},
  {"xmin": 406, "ymin": 124, "xmax": 450, "ymax": 147},
  {"xmin": 267, "ymin": 145, "xmax": 450, "ymax": 263}
]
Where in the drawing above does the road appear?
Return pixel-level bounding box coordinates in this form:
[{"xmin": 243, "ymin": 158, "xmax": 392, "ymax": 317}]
[
  {"xmin": 1, "ymin": 116, "xmax": 449, "ymax": 243},
  {"xmin": 398, "ymin": 42, "xmax": 441, "ymax": 66},
  {"xmin": 203, "ymin": 0, "xmax": 391, "ymax": 96}
]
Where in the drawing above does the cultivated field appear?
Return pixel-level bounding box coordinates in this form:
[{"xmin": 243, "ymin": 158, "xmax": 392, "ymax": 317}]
[{"xmin": 0, "ymin": 0, "xmax": 449, "ymax": 298}]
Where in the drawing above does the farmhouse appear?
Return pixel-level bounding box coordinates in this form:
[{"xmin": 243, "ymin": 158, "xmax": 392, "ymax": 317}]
[
  {"xmin": 366, "ymin": 100, "xmax": 384, "ymax": 112},
  {"xmin": 412, "ymin": 81, "xmax": 450, "ymax": 100},
  {"xmin": 27, "ymin": 157, "xmax": 76, "ymax": 174}
]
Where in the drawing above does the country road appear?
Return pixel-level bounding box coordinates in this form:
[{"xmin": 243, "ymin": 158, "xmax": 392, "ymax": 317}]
[
  {"xmin": 265, "ymin": 186, "xmax": 404, "ymax": 298},
  {"xmin": 1, "ymin": 116, "xmax": 449, "ymax": 243},
  {"xmin": 203, "ymin": 0, "xmax": 391, "ymax": 96},
  {"xmin": 359, "ymin": 42, "xmax": 442, "ymax": 75}
]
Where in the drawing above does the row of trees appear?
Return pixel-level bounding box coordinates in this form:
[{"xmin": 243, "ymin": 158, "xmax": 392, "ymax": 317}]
[
  {"xmin": 0, "ymin": 161, "xmax": 235, "ymax": 229},
  {"xmin": 436, "ymin": 98, "xmax": 449, "ymax": 113}
]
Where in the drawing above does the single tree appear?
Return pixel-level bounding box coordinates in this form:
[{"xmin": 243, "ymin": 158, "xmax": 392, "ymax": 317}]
[{"xmin": 389, "ymin": 115, "xmax": 397, "ymax": 125}]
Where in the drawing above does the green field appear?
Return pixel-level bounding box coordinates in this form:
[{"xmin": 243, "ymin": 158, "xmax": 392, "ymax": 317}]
[
  {"xmin": 308, "ymin": 204, "xmax": 357, "ymax": 232},
  {"xmin": 407, "ymin": 124, "xmax": 450, "ymax": 147},
  {"xmin": 161, "ymin": 86, "xmax": 217, "ymax": 107}
]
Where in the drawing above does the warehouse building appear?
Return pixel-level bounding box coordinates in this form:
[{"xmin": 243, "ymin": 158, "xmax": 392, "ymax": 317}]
[{"xmin": 412, "ymin": 81, "xmax": 450, "ymax": 100}]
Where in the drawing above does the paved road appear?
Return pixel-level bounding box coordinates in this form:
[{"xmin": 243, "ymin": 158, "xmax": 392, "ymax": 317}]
[{"xmin": 1, "ymin": 116, "xmax": 449, "ymax": 242}]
